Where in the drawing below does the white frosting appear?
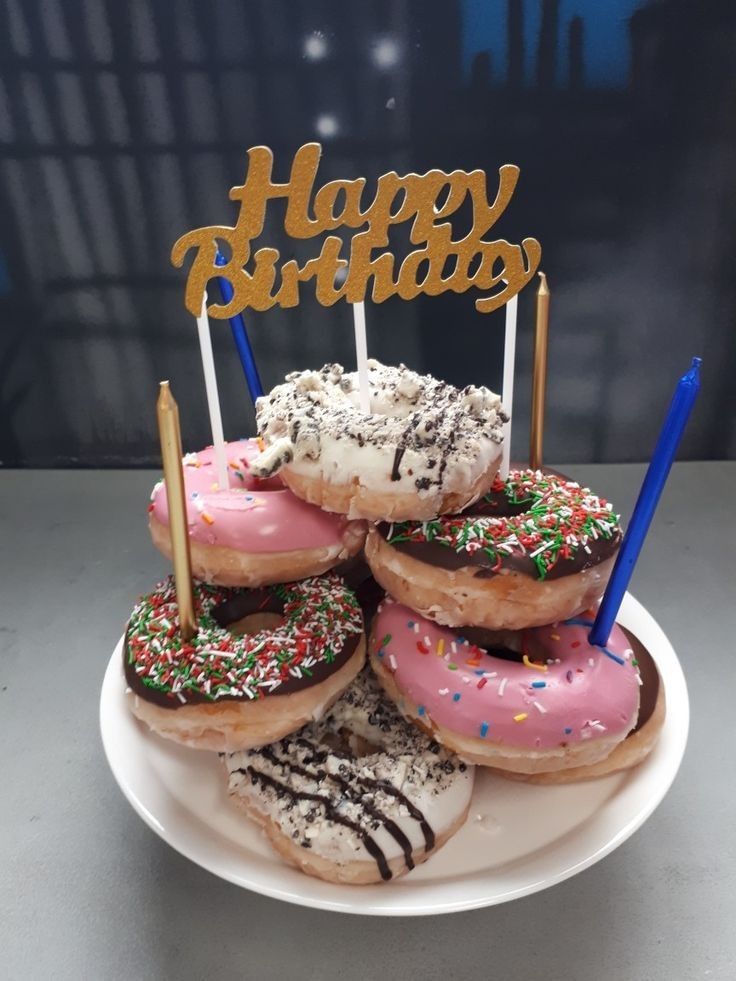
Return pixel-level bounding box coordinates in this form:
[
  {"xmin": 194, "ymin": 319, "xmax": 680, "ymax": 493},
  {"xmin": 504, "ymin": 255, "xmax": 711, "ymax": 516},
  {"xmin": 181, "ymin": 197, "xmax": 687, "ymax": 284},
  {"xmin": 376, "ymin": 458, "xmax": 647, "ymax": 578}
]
[
  {"xmin": 225, "ymin": 668, "xmax": 474, "ymax": 875},
  {"xmin": 251, "ymin": 360, "xmax": 506, "ymax": 500}
]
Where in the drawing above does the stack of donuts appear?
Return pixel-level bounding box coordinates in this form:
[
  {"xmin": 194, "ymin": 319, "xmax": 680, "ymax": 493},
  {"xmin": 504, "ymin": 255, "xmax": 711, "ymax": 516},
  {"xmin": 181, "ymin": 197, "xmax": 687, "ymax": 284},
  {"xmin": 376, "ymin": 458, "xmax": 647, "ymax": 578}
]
[{"xmin": 124, "ymin": 358, "xmax": 664, "ymax": 884}]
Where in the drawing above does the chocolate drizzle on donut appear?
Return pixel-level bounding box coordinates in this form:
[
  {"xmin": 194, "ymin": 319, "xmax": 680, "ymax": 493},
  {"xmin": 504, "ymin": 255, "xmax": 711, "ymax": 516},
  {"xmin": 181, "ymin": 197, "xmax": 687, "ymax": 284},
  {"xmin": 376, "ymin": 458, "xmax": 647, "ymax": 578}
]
[
  {"xmin": 252, "ymin": 360, "xmax": 507, "ymax": 496},
  {"xmin": 226, "ymin": 668, "xmax": 470, "ymax": 880},
  {"xmin": 390, "ymin": 446, "xmax": 406, "ymax": 482},
  {"xmin": 236, "ymin": 764, "xmax": 395, "ymax": 881}
]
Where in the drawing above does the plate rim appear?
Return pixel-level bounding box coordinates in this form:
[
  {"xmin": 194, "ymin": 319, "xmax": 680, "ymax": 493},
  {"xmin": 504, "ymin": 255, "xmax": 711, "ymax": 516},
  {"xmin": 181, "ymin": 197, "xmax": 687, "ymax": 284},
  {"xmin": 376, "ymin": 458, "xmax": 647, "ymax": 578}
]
[{"xmin": 100, "ymin": 592, "xmax": 689, "ymax": 916}]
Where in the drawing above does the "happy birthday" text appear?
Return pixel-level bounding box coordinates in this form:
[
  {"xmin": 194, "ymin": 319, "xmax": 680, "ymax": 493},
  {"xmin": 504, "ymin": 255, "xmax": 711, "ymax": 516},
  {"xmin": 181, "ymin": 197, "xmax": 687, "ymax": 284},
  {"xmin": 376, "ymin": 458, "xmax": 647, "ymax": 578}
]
[{"xmin": 172, "ymin": 143, "xmax": 541, "ymax": 317}]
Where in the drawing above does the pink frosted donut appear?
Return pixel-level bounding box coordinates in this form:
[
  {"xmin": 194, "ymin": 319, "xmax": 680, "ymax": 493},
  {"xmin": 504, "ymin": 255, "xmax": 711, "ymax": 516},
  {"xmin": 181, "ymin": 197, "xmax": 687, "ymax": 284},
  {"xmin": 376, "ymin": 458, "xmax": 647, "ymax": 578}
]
[
  {"xmin": 149, "ymin": 439, "xmax": 366, "ymax": 586},
  {"xmin": 370, "ymin": 599, "xmax": 641, "ymax": 773}
]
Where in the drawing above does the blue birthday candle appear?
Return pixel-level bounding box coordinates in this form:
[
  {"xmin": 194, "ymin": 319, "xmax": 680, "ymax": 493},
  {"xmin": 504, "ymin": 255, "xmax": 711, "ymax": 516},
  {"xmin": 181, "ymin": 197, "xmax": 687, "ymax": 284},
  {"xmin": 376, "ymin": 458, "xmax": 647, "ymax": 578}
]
[
  {"xmin": 214, "ymin": 251, "xmax": 264, "ymax": 405},
  {"xmin": 589, "ymin": 357, "xmax": 702, "ymax": 647}
]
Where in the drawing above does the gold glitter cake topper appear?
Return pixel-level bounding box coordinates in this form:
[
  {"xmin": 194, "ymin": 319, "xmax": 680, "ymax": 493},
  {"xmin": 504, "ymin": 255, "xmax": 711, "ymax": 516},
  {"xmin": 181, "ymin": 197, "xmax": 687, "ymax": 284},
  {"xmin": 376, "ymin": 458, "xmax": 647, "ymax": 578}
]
[{"xmin": 172, "ymin": 142, "xmax": 541, "ymax": 318}]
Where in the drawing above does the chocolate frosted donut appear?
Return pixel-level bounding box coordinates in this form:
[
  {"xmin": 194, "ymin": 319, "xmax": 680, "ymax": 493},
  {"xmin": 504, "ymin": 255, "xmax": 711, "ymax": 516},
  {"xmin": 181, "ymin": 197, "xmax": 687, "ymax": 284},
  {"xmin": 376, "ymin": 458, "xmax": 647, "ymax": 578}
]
[
  {"xmin": 250, "ymin": 360, "xmax": 507, "ymax": 521},
  {"xmin": 225, "ymin": 667, "xmax": 474, "ymax": 883},
  {"xmin": 366, "ymin": 469, "xmax": 622, "ymax": 629},
  {"xmin": 124, "ymin": 573, "xmax": 366, "ymax": 751}
]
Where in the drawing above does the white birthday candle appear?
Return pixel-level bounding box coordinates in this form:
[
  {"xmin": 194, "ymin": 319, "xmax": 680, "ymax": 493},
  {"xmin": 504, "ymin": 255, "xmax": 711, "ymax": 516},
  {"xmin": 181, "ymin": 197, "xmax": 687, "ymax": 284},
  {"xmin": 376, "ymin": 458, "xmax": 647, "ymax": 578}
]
[
  {"xmin": 195, "ymin": 293, "xmax": 229, "ymax": 491},
  {"xmin": 500, "ymin": 293, "xmax": 518, "ymax": 479},
  {"xmin": 352, "ymin": 300, "xmax": 371, "ymax": 413}
]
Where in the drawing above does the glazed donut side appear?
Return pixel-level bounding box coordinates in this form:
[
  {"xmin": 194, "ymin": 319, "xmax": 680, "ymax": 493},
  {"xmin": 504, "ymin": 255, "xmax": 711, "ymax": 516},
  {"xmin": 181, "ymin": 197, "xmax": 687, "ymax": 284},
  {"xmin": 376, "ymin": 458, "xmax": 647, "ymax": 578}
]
[
  {"xmin": 129, "ymin": 639, "xmax": 365, "ymax": 752},
  {"xmin": 225, "ymin": 668, "xmax": 474, "ymax": 883},
  {"xmin": 366, "ymin": 529, "xmax": 616, "ymax": 630},
  {"xmin": 251, "ymin": 361, "xmax": 507, "ymax": 521},
  {"xmin": 148, "ymin": 440, "xmax": 366, "ymax": 586},
  {"xmin": 366, "ymin": 470, "xmax": 621, "ymax": 630},
  {"xmin": 150, "ymin": 515, "xmax": 366, "ymax": 588},
  {"xmin": 369, "ymin": 600, "xmax": 641, "ymax": 773},
  {"xmin": 124, "ymin": 574, "xmax": 366, "ymax": 752},
  {"xmin": 281, "ymin": 465, "xmax": 498, "ymax": 527}
]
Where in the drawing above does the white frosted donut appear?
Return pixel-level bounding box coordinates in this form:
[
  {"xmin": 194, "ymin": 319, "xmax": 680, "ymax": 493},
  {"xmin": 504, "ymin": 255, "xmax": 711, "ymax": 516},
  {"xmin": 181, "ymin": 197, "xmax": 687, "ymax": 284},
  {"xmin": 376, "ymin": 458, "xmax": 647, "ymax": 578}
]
[
  {"xmin": 225, "ymin": 667, "xmax": 474, "ymax": 884},
  {"xmin": 250, "ymin": 360, "xmax": 506, "ymax": 521}
]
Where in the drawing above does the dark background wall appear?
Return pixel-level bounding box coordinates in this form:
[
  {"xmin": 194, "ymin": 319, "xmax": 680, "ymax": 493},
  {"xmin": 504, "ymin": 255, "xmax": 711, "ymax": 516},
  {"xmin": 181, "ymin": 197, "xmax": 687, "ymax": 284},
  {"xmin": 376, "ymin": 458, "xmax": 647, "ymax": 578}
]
[{"xmin": 1, "ymin": 0, "xmax": 734, "ymax": 468}]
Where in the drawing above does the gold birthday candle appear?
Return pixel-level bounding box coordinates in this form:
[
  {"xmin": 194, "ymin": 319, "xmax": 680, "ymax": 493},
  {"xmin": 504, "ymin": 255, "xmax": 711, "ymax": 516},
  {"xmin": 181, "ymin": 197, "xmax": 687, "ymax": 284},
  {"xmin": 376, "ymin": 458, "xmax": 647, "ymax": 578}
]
[
  {"xmin": 156, "ymin": 381, "xmax": 196, "ymax": 640},
  {"xmin": 530, "ymin": 272, "xmax": 550, "ymax": 471}
]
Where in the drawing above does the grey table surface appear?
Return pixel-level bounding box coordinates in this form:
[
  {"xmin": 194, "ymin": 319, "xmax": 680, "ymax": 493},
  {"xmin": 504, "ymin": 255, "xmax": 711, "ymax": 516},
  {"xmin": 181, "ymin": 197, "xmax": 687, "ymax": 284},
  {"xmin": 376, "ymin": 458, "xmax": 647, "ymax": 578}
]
[{"xmin": 1, "ymin": 461, "xmax": 735, "ymax": 981}]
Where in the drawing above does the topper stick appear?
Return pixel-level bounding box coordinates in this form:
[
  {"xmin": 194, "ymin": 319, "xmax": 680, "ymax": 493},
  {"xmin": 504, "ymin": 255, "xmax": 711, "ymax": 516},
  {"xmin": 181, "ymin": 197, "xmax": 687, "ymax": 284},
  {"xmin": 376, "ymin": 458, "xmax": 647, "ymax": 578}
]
[
  {"xmin": 214, "ymin": 251, "xmax": 264, "ymax": 406},
  {"xmin": 352, "ymin": 301, "xmax": 371, "ymax": 413},
  {"xmin": 195, "ymin": 293, "xmax": 229, "ymax": 491},
  {"xmin": 500, "ymin": 293, "xmax": 518, "ymax": 479},
  {"xmin": 589, "ymin": 357, "xmax": 702, "ymax": 647},
  {"xmin": 530, "ymin": 272, "xmax": 550, "ymax": 471},
  {"xmin": 157, "ymin": 381, "xmax": 196, "ymax": 641}
]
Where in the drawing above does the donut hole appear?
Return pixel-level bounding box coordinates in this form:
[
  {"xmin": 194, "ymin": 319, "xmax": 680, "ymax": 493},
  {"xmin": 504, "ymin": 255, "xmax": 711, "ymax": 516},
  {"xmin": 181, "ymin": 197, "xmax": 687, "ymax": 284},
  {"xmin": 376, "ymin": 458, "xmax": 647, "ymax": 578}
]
[
  {"xmin": 249, "ymin": 474, "xmax": 284, "ymax": 492},
  {"xmin": 460, "ymin": 627, "xmax": 548, "ymax": 665},
  {"xmin": 229, "ymin": 611, "xmax": 283, "ymax": 636},
  {"xmin": 321, "ymin": 727, "xmax": 382, "ymax": 760}
]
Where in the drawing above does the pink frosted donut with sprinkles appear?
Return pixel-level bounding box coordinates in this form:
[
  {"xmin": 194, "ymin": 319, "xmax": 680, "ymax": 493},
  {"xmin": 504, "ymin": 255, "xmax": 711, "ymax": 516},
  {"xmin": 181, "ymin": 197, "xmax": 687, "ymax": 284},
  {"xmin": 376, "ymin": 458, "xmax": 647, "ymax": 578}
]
[
  {"xmin": 369, "ymin": 598, "xmax": 641, "ymax": 773},
  {"xmin": 366, "ymin": 469, "xmax": 621, "ymax": 629},
  {"xmin": 124, "ymin": 573, "xmax": 366, "ymax": 752},
  {"xmin": 149, "ymin": 439, "xmax": 366, "ymax": 587}
]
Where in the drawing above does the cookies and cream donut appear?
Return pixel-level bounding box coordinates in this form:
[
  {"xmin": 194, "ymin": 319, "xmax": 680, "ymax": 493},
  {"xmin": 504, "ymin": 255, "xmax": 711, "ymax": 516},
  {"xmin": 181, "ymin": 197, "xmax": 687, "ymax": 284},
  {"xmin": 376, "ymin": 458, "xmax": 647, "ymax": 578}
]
[
  {"xmin": 369, "ymin": 599, "xmax": 641, "ymax": 773},
  {"xmin": 149, "ymin": 439, "xmax": 366, "ymax": 587},
  {"xmin": 366, "ymin": 469, "xmax": 621, "ymax": 629},
  {"xmin": 225, "ymin": 668, "xmax": 474, "ymax": 884},
  {"xmin": 124, "ymin": 573, "xmax": 365, "ymax": 752},
  {"xmin": 250, "ymin": 360, "xmax": 507, "ymax": 521}
]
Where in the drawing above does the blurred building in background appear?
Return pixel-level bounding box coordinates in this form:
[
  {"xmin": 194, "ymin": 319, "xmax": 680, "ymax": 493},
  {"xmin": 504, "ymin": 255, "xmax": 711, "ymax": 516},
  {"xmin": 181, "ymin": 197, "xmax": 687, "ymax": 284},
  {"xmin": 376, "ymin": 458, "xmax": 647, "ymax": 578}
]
[{"xmin": 0, "ymin": 0, "xmax": 734, "ymax": 466}]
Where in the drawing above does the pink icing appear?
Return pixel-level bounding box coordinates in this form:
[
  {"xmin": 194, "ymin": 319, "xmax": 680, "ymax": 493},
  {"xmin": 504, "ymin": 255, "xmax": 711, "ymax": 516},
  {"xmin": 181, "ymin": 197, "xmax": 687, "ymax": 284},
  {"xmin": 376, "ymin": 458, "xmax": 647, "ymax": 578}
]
[
  {"xmin": 371, "ymin": 600, "xmax": 641, "ymax": 748},
  {"xmin": 150, "ymin": 440, "xmax": 352, "ymax": 553}
]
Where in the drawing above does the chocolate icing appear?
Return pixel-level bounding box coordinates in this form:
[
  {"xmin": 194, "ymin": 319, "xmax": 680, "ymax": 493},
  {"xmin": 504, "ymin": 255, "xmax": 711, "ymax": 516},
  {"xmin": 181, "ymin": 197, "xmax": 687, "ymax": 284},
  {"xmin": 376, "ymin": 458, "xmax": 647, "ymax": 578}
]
[
  {"xmin": 378, "ymin": 471, "xmax": 621, "ymax": 581},
  {"xmin": 124, "ymin": 582, "xmax": 362, "ymax": 710},
  {"xmin": 623, "ymin": 628, "xmax": 660, "ymax": 733},
  {"xmin": 379, "ymin": 528, "xmax": 620, "ymax": 580}
]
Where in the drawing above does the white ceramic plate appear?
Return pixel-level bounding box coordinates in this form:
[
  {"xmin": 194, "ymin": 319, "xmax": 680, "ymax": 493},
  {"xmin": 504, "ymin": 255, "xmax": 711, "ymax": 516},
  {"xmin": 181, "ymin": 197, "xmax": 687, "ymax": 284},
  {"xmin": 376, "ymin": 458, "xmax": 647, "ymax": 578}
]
[{"xmin": 100, "ymin": 592, "xmax": 688, "ymax": 916}]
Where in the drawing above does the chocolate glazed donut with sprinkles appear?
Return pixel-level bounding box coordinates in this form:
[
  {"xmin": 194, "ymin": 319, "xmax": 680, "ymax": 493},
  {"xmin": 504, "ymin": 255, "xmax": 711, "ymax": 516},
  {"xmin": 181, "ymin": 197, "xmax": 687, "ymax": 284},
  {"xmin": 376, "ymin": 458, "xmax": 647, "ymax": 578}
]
[
  {"xmin": 124, "ymin": 573, "xmax": 366, "ymax": 752},
  {"xmin": 366, "ymin": 469, "xmax": 622, "ymax": 630}
]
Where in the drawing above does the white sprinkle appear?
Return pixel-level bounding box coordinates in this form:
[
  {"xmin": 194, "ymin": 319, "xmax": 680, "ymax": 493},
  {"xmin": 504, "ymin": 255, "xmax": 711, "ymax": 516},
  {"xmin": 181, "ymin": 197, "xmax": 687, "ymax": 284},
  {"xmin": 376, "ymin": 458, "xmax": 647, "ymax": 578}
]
[
  {"xmin": 176, "ymin": 692, "xmax": 186, "ymax": 703},
  {"xmin": 498, "ymin": 678, "xmax": 508, "ymax": 697},
  {"xmin": 529, "ymin": 539, "xmax": 556, "ymax": 558},
  {"xmin": 533, "ymin": 700, "xmax": 547, "ymax": 714},
  {"xmin": 423, "ymin": 635, "xmax": 431, "ymax": 647},
  {"xmin": 483, "ymin": 671, "xmax": 497, "ymax": 678},
  {"xmin": 389, "ymin": 654, "xmax": 398, "ymax": 671},
  {"xmin": 451, "ymin": 642, "xmax": 457, "ymax": 654},
  {"xmin": 439, "ymin": 688, "xmax": 449, "ymax": 696},
  {"xmin": 588, "ymin": 657, "xmax": 595, "ymax": 667},
  {"xmin": 413, "ymin": 623, "xmax": 419, "ymax": 634}
]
